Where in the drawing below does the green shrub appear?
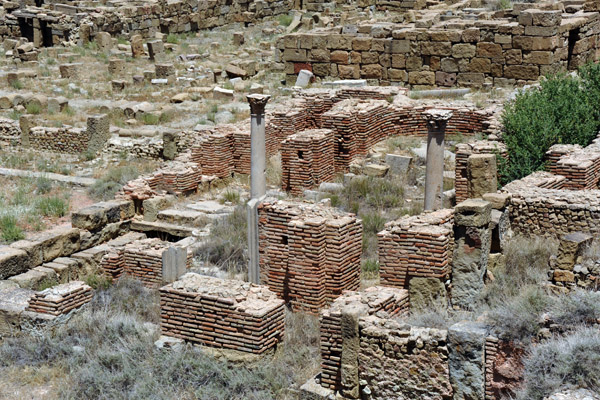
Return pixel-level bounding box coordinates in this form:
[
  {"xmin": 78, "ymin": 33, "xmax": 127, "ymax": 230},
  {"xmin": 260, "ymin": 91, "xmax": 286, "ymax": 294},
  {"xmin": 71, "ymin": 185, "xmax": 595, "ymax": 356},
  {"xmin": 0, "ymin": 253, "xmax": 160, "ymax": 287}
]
[
  {"xmin": 35, "ymin": 197, "xmax": 68, "ymax": 217},
  {"xmin": 500, "ymin": 68, "xmax": 600, "ymax": 184},
  {"xmin": 278, "ymin": 14, "xmax": 293, "ymax": 27},
  {"xmin": 361, "ymin": 259, "xmax": 379, "ymax": 280},
  {"xmin": 142, "ymin": 113, "xmax": 160, "ymax": 125},
  {"xmin": 518, "ymin": 327, "xmax": 600, "ymax": 400},
  {"xmin": 166, "ymin": 34, "xmax": 179, "ymax": 44},
  {"xmin": 0, "ymin": 215, "xmax": 24, "ymax": 243},
  {"xmin": 26, "ymin": 102, "xmax": 42, "ymax": 115}
]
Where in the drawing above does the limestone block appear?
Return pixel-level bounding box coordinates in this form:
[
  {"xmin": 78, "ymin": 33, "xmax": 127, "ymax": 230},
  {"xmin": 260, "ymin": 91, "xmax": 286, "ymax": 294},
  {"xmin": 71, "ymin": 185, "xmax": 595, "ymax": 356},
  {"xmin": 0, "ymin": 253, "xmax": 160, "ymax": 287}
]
[
  {"xmin": 108, "ymin": 58, "xmax": 126, "ymax": 75},
  {"xmin": 504, "ymin": 65, "xmax": 539, "ymax": 80},
  {"xmin": 96, "ymin": 32, "xmax": 112, "ymax": 52},
  {"xmin": 408, "ymin": 71, "xmax": 435, "ymax": 85},
  {"xmin": 71, "ymin": 200, "xmax": 134, "ymax": 232},
  {"xmin": 364, "ymin": 164, "xmax": 389, "ymax": 177},
  {"xmin": 454, "ymin": 199, "xmax": 492, "ymax": 227},
  {"xmin": 421, "ymin": 41, "xmax": 452, "ymax": 56},
  {"xmin": 155, "ymin": 63, "xmax": 175, "ymax": 78},
  {"xmin": 409, "ymin": 277, "xmax": 447, "ymax": 310},
  {"xmin": 385, "ymin": 154, "xmax": 412, "ymax": 175},
  {"xmin": 448, "ymin": 321, "xmax": 488, "ymax": 400},
  {"xmin": 0, "ymin": 247, "xmax": 30, "ymax": 280},
  {"xmin": 147, "ymin": 40, "xmax": 165, "ymax": 61},
  {"xmin": 130, "ymin": 34, "xmax": 144, "ymax": 58},
  {"xmin": 143, "ymin": 195, "xmax": 176, "ymax": 222},
  {"xmin": 467, "ymin": 154, "xmax": 497, "ymax": 199},
  {"xmin": 452, "ymin": 43, "xmax": 476, "ymax": 58},
  {"xmin": 59, "ymin": 63, "xmax": 82, "ymax": 79},
  {"xmin": 482, "ymin": 193, "xmax": 510, "ymax": 209},
  {"xmin": 30, "ymin": 226, "xmax": 80, "ymax": 262},
  {"xmin": 555, "ymin": 232, "xmax": 593, "ymax": 271},
  {"xmin": 477, "ymin": 42, "xmax": 502, "ymax": 58},
  {"xmin": 436, "ymin": 71, "xmax": 457, "ymax": 86}
]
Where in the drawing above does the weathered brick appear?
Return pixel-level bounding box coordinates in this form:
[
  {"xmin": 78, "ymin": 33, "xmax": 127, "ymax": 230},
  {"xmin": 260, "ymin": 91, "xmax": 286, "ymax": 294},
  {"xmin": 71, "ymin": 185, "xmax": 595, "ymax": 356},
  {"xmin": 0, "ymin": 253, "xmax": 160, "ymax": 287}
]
[
  {"xmin": 457, "ymin": 73, "xmax": 484, "ymax": 86},
  {"xmin": 505, "ymin": 49, "xmax": 522, "ymax": 64},
  {"xmin": 388, "ymin": 68, "xmax": 408, "ymax": 81},
  {"xmin": 361, "ymin": 64, "xmax": 383, "ymax": 79},
  {"xmin": 436, "ymin": 71, "xmax": 457, "ymax": 86},
  {"xmin": 391, "ymin": 54, "xmax": 406, "ymax": 68},
  {"xmin": 330, "ymin": 50, "xmax": 349, "ymax": 64},
  {"xmin": 391, "ymin": 39, "xmax": 411, "ymax": 53},
  {"xmin": 338, "ymin": 64, "xmax": 360, "ymax": 79},
  {"xmin": 421, "ymin": 41, "xmax": 452, "ymax": 56},
  {"xmin": 352, "ymin": 37, "xmax": 372, "ymax": 51},
  {"xmin": 468, "ymin": 58, "xmax": 491, "ymax": 73},
  {"xmin": 522, "ymin": 50, "xmax": 553, "ymax": 65}
]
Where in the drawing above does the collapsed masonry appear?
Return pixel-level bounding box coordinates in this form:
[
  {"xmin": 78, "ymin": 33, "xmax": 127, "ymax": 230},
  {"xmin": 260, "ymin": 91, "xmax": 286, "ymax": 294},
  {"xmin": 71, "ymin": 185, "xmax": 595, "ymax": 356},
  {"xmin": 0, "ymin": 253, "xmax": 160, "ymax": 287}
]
[
  {"xmin": 279, "ymin": 0, "xmax": 600, "ymax": 87},
  {"xmin": 159, "ymin": 272, "xmax": 285, "ymax": 354},
  {"xmin": 258, "ymin": 200, "xmax": 363, "ymax": 314}
]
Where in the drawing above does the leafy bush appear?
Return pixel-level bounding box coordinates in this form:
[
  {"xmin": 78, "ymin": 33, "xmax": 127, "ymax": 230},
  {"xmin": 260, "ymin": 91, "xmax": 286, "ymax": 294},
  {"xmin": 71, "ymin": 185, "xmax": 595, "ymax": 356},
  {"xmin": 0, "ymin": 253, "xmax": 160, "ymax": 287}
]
[
  {"xmin": 0, "ymin": 214, "xmax": 24, "ymax": 243},
  {"xmin": 500, "ymin": 67, "xmax": 600, "ymax": 184},
  {"xmin": 26, "ymin": 102, "xmax": 42, "ymax": 115},
  {"xmin": 518, "ymin": 328, "xmax": 600, "ymax": 400}
]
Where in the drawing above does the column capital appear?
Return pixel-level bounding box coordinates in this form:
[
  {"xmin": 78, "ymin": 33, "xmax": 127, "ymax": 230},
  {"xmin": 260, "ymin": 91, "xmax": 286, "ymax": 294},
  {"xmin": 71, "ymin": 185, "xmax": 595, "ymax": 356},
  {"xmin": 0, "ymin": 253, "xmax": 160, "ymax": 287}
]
[
  {"xmin": 423, "ymin": 109, "xmax": 453, "ymax": 130},
  {"xmin": 247, "ymin": 94, "xmax": 271, "ymax": 114}
]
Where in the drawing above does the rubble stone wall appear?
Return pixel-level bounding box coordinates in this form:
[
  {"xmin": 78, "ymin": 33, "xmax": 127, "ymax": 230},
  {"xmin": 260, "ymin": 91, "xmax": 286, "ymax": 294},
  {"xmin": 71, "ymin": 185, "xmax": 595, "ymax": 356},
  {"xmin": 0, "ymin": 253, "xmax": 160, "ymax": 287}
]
[
  {"xmin": 358, "ymin": 316, "xmax": 452, "ymax": 399},
  {"xmin": 28, "ymin": 126, "xmax": 90, "ymax": 154},
  {"xmin": 277, "ymin": 6, "xmax": 600, "ymax": 86}
]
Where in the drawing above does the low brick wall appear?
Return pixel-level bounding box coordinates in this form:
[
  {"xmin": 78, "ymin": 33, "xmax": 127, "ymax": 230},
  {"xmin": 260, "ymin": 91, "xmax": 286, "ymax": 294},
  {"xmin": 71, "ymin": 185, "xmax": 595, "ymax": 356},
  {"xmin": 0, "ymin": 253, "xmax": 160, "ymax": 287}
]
[
  {"xmin": 26, "ymin": 281, "xmax": 93, "ymax": 316},
  {"xmin": 159, "ymin": 273, "xmax": 285, "ymax": 354},
  {"xmin": 281, "ymin": 128, "xmax": 335, "ymax": 195}
]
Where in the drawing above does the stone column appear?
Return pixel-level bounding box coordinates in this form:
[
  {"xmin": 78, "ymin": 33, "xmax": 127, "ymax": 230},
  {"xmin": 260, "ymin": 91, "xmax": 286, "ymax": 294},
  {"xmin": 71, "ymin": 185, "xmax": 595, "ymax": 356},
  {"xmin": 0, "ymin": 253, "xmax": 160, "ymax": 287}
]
[
  {"xmin": 247, "ymin": 94, "xmax": 270, "ymax": 199},
  {"xmin": 162, "ymin": 246, "xmax": 187, "ymax": 283},
  {"xmin": 247, "ymin": 94, "xmax": 270, "ymax": 284},
  {"xmin": 452, "ymin": 199, "xmax": 492, "ymax": 309},
  {"xmin": 423, "ymin": 109, "xmax": 453, "ymax": 211},
  {"xmin": 448, "ymin": 321, "xmax": 488, "ymax": 400}
]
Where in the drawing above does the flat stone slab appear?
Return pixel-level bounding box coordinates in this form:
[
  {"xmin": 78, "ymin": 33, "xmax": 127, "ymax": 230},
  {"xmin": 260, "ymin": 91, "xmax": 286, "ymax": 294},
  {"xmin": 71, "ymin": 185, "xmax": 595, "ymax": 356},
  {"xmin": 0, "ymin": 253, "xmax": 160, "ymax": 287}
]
[
  {"xmin": 186, "ymin": 200, "xmax": 234, "ymax": 214},
  {"xmin": 130, "ymin": 220, "xmax": 195, "ymax": 238},
  {"xmin": 0, "ymin": 168, "xmax": 96, "ymax": 186}
]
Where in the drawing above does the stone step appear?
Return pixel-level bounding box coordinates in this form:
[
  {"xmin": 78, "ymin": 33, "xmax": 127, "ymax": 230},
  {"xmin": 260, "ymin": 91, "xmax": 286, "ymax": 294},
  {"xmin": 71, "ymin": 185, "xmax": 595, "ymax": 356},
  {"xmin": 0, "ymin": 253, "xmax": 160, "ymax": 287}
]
[
  {"xmin": 8, "ymin": 266, "xmax": 58, "ymax": 290},
  {"xmin": 157, "ymin": 209, "xmax": 209, "ymax": 227},
  {"xmin": 130, "ymin": 220, "xmax": 195, "ymax": 239}
]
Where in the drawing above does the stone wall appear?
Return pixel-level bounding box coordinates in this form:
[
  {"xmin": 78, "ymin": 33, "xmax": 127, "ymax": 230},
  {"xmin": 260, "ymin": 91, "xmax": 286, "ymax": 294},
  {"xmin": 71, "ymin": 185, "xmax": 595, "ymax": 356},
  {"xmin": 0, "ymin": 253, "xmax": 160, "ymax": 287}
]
[
  {"xmin": 277, "ymin": 4, "xmax": 600, "ymax": 86},
  {"xmin": 378, "ymin": 209, "xmax": 454, "ymax": 288},
  {"xmin": 358, "ymin": 316, "xmax": 452, "ymax": 399},
  {"xmin": 198, "ymin": 0, "xmax": 293, "ymax": 30},
  {"xmin": 320, "ymin": 286, "xmax": 409, "ymax": 392},
  {"xmin": 257, "ymin": 200, "xmax": 362, "ymax": 313}
]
